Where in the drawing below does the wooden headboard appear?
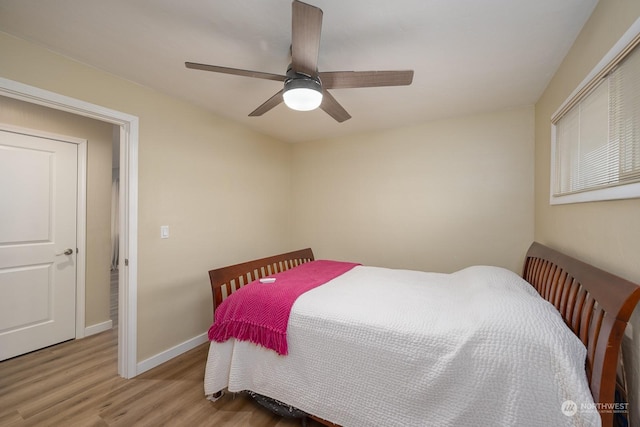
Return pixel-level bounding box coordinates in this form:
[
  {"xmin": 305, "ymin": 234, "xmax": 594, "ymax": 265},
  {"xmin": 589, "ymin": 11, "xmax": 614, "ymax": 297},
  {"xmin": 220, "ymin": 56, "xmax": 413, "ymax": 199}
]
[
  {"xmin": 523, "ymin": 242, "xmax": 640, "ymax": 426},
  {"xmin": 208, "ymin": 248, "xmax": 315, "ymax": 312}
]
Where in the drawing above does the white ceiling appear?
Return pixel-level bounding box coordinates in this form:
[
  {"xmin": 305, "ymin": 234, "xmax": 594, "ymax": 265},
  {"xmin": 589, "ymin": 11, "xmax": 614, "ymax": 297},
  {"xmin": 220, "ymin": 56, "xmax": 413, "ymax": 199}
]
[{"xmin": 0, "ymin": 0, "xmax": 597, "ymax": 143}]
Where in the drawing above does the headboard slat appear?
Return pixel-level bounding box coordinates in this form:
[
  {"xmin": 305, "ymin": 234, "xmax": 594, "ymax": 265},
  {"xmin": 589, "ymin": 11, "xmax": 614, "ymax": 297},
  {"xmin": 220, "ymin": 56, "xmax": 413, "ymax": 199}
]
[
  {"xmin": 572, "ymin": 288, "xmax": 587, "ymax": 334},
  {"xmin": 550, "ymin": 266, "xmax": 562, "ymax": 308},
  {"xmin": 587, "ymin": 307, "xmax": 605, "ymax": 381},
  {"xmin": 542, "ymin": 262, "xmax": 554, "ymax": 300},
  {"xmin": 565, "ymin": 278, "xmax": 579, "ymax": 327},
  {"xmin": 579, "ymin": 295, "xmax": 596, "ymax": 346},
  {"xmin": 558, "ymin": 271, "xmax": 570, "ymax": 318}
]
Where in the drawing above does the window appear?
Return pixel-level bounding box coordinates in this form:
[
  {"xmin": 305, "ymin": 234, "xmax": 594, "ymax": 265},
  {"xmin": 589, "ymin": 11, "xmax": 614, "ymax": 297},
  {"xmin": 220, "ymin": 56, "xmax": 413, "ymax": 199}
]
[{"xmin": 550, "ymin": 18, "xmax": 640, "ymax": 204}]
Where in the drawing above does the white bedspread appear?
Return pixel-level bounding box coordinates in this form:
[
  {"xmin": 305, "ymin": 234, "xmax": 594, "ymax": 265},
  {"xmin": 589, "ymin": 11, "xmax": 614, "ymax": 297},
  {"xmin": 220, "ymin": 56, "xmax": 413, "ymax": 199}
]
[{"xmin": 204, "ymin": 265, "xmax": 601, "ymax": 427}]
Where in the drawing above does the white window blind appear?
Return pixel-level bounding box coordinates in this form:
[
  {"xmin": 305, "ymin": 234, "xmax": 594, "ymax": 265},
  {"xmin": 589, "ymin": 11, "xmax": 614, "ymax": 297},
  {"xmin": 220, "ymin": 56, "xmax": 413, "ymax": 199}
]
[
  {"xmin": 551, "ymin": 19, "xmax": 640, "ymax": 204},
  {"xmin": 611, "ymin": 48, "xmax": 640, "ymax": 182}
]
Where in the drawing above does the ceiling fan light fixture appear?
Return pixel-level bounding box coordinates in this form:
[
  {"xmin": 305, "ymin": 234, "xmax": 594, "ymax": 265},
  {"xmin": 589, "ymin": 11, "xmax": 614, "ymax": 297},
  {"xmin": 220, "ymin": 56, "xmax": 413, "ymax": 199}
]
[{"xmin": 283, "ymin": 77, "xmax": 323, "ymax": 111}]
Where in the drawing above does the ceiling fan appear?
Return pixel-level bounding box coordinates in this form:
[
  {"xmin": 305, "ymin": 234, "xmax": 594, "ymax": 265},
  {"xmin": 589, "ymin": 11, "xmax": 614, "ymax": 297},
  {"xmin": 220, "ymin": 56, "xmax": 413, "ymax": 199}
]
[{"xmin": 185, "ymin": 0, "xmax": 414, "ymax": 123}]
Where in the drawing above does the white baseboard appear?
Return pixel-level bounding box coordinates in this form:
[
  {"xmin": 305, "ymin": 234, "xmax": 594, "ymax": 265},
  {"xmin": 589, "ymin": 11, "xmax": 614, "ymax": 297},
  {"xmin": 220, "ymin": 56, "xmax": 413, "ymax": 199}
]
[
  {"xmin": 136, "ymin": 333, "xmax": 209, "ymax": 375},
  {"xmin": 84, "ymin": 320, "xmax": 113, "ymax": 337}
]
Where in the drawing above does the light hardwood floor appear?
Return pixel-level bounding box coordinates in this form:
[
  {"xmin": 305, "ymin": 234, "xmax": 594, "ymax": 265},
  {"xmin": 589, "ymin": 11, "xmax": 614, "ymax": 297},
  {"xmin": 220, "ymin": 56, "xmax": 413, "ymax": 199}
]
[{"xmin": 0, "ymin": 329, "xmax": 324, "ymax": 426}]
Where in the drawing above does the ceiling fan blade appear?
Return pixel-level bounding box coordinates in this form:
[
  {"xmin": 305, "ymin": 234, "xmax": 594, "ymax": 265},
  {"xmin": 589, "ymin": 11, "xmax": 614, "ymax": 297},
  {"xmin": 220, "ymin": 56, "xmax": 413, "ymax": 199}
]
[
  {"xmin": 319, "ymin": 70, "xmax": 414, "ymax": 89},
  {"xmin": 320, "ymin": 90, "xmax": 351, "ymax": 123},
  {"xmin": 185, "ymin": 62, "xmax": 286, "ymax": 82},
  {"xmin": 291, "ymin": 1, "xmax": 323, "ymax": 76},
  {"xmin": 248, "ymin": 90, "xmax": 285, "ymax": 117}
]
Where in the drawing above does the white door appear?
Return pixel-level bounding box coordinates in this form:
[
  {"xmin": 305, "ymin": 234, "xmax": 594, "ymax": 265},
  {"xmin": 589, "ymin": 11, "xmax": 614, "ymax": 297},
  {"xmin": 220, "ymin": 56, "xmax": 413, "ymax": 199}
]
[{"xmin": 0, "ymin": 128, "xmax": 78, "ymax": 361}]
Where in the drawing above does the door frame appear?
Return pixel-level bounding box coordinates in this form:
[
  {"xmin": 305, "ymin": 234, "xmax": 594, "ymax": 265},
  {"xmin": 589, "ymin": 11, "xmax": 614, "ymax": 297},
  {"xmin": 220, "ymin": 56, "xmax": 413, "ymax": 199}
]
[{"xmin": 0, "ymin": 77, "xmax": 139, "ymax": 379}]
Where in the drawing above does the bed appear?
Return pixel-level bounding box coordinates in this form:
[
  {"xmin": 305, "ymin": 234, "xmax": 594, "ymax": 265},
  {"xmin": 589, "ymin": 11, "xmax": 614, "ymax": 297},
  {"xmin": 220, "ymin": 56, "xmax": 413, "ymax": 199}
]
[{"xmin": 204, "ymin": 243, "xmax": 640, "ymax": 427}]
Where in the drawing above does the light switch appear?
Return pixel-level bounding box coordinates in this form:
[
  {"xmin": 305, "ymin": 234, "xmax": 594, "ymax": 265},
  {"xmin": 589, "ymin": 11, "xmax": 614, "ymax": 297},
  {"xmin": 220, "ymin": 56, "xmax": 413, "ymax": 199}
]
[{"xmin": 160, "ymin": 225, "xmax": 169, "ymax": 239}]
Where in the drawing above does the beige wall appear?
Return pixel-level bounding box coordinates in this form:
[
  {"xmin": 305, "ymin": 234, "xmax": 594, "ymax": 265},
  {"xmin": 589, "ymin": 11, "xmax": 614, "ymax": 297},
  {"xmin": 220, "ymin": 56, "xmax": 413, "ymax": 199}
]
[
  {"xmin": 292, "ymin": 106, "xmax": 535, "ymax": 274},
  {"xmin": 0, "ymin": 32, "xmax": 292, "ymax": 361},
  {"xmin": 0, "ymin": 96, "xmax": 113, "ymax": 328},
  {"xmin": 534, "ymin": 0, "xmax": 640, "ymax": 423}
]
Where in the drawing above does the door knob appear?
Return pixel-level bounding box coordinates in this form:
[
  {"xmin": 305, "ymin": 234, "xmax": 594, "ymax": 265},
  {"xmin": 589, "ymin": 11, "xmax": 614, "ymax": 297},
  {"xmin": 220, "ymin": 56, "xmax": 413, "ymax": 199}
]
[{"xmin": 56, "ymin": 248, "xmax": 74, "ymax": 256}]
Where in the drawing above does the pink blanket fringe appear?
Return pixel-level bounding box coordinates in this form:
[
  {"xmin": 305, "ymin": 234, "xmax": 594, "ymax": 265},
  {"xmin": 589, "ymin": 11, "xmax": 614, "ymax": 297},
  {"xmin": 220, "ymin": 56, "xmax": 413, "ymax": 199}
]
[{"xmin": 208, "ymin": 260, "xmax": 359, "ymax": 355}]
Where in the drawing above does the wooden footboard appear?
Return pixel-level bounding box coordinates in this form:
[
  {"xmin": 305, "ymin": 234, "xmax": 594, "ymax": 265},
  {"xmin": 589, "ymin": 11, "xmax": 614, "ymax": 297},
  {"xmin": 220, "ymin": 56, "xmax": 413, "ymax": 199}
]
[
  {"xmin": 208, "ymin": 248, "xmax": 314, "ymax": 312},
  {"xmin": 523, "ymin": 242, "xmax": 640, "ymax": 427}
]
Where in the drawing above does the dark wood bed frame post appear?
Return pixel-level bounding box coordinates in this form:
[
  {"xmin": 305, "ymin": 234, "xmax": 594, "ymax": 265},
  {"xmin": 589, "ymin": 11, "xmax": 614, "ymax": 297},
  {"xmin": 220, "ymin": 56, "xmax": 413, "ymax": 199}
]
[{"xmin": 523, "ymin": 242, "xmax": 640, "ymax": 427}]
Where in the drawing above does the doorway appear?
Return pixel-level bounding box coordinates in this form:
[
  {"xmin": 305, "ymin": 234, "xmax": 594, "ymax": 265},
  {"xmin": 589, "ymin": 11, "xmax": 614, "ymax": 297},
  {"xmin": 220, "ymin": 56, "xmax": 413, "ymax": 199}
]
[{"xmin": 0, "ymin": 77, "xmax": 139, "ymax": 378}]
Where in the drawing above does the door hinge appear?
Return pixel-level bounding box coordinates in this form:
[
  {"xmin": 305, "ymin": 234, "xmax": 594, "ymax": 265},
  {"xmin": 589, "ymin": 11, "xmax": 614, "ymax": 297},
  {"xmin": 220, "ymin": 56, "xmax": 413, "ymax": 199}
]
[{"xmin": 124, "ymin": 258, "xmax": 129, "ymax": 267}]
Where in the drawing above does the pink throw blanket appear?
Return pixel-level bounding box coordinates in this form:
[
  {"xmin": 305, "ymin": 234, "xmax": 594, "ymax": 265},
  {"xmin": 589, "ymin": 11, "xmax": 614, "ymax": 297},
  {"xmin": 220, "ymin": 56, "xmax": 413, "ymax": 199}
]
[{"xmin": 208, "ymin": 260, "xmax": 359, "ymax": 355}]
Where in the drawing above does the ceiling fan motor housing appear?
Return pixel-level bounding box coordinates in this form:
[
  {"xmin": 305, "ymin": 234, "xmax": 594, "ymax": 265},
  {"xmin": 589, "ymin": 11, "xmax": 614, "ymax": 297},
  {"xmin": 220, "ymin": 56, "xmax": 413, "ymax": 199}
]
[{"xmin": 284, "ymin": 74, "xmax": 322, "ymax": 91}]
